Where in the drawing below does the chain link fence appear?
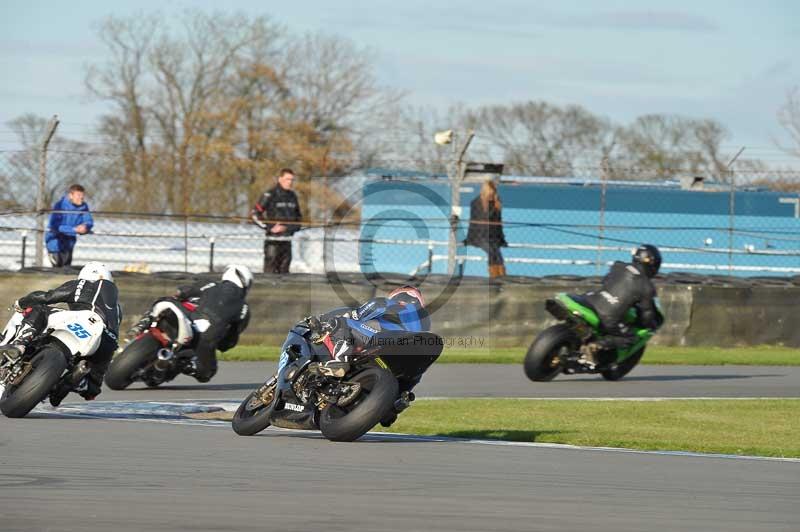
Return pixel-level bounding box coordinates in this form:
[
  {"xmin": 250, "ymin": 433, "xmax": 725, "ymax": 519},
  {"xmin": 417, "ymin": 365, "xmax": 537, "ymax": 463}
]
[{"xmin": 1, "ymin": 148, "xmax": 799, "ymax": 277}]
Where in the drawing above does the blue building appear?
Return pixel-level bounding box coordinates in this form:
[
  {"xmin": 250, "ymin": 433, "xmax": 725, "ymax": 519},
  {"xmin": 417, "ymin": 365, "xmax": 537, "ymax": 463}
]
[{"xmin": 359, "ymin": 176, "xmax": 800, "ymax": 277}]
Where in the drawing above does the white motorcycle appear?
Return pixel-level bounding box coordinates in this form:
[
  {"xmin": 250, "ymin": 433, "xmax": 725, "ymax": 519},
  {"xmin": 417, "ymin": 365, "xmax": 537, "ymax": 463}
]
[{"xmin": 0, "ymin": 308, "xmax": 106, "ymax": 417}]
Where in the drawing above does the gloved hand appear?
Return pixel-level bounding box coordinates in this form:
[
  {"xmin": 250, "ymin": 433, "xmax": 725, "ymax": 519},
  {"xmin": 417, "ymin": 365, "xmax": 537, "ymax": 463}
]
[
  {"xmin": 305, "ymin": 315, "xmax": 338, "ymax": 344},
  {"xmin": 12, "ymin": 300, "xmax": 23, "ymax": 313}
]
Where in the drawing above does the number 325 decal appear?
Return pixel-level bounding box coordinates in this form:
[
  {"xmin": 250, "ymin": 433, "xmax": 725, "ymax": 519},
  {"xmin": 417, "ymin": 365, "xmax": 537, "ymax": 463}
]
[{"xmin": 67, "ymin": 323, "xmax": 92, "ymax": 339}]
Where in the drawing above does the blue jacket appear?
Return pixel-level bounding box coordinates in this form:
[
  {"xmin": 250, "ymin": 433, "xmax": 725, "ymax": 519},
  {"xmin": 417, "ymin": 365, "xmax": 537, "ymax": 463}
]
[
  {"xmin": 345, "ymin": 297, "xmax": 431, "ymax": 341},
  {"xmin": 46, "ymin": 196, "xmax": 93, "ymax": 253}
]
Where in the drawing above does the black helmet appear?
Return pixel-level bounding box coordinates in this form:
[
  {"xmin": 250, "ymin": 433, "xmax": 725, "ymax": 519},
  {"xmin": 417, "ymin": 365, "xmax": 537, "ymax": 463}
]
[
  {"xmin": 632, "ymin": 244, "xmax": 662, "ymax": 278},
  {"xmin": 388, "ymin": 285, "xmax": 425, "ymax": 308}
]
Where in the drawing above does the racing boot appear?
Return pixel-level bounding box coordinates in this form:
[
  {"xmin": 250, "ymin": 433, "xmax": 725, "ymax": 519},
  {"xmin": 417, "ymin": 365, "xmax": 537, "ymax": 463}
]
[
  {"xmin": 579, "ymin": 342, "xmax": 603, "ymax": 368},
  {"xmin": 0, "ymin": 323, "xmax": 37, "ymax": 360},
  {"xmin": 127, "ymin": 312, "xmax": 153, "ymax": 338},
  {"xmin": 77, "ymin": 377, "xmax": 102, "ymax": 401}
]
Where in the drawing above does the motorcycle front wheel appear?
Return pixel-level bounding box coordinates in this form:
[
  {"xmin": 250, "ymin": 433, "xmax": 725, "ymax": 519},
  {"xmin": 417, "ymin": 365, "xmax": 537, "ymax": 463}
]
[
  {"xmin": 601, "ymin": 347, "xmax": 645, "ymax": 381},
  {"xmin": 232, "ymin": 381, "xmax": 276, "ymax": 436}
]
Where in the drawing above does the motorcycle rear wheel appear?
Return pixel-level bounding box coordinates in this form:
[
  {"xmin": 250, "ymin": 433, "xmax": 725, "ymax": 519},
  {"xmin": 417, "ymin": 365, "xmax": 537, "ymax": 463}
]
[
  {"xmin": 319, "ymin": 368, "xmax": 399, "ymax": 442},
  {"xmin": 0, "ymin": 347, "xmax": 67, "ymax": 418},
  {"xmin": 104, "ymin": 334, "xmax": 160, "ymax": 390},
  {"xmin": 524, "ymin": 324, "xmax": 578, "ymax": 382}
]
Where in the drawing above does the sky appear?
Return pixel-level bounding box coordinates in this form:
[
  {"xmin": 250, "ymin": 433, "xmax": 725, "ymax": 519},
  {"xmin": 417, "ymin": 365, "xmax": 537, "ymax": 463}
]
[{"xmin": 1, "ymin": 0, "xmax": 798, "ymax": 162}]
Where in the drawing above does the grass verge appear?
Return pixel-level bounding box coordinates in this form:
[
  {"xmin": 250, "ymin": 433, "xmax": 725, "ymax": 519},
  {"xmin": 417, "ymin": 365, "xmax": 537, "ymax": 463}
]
[
  {"xmin": 382, "ymin": 398, "xmax": 800, "ymax": 458},
  {"xmin": 221, "ymin": 344, "xmax": 800, "ymax": 365}
]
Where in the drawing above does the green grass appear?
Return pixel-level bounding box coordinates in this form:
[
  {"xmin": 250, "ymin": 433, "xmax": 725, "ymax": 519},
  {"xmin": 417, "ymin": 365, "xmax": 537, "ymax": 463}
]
[
  {"xmin": 221, "ymin": 344, "xmax": 800, "ymax": 365},
  {"xmin": 381, "ymin": 398, "xmax": 800, "ymax": 458}
]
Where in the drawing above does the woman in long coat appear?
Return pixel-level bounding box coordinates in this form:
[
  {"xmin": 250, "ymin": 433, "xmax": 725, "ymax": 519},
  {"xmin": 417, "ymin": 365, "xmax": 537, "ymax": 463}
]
[{"xmin": 464, "ymin": 180, "xmax": 507, "ymax": 278}]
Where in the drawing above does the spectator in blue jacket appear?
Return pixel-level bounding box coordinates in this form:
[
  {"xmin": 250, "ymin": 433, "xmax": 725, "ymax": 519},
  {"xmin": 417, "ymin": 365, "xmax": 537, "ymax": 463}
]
[{"xmin": 46, "ymin": 184, "xmax": 93, "ymax": 267}]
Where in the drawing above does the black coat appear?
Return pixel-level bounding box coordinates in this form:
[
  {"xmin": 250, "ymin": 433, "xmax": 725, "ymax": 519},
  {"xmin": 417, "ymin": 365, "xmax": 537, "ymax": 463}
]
[
  {"xmin": 251, "ymin": 186, "xmax": 302, "ymax": 235},
  {"xmin": 464, "ymin": 197, "xmax": 507, "ymax": 248}
]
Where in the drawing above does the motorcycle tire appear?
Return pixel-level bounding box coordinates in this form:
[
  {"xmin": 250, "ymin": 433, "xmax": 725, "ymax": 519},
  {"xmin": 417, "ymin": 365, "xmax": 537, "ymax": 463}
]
[
  {"xmin": 319, "ymin": 367, "xmax": 399, "ymax": 442},
  {"xmin": 524, "ymin": 324, "xmax": 578, "ymax": 382},
  {"xmin": 601, "ymin": 347, "xmax": 645, "ymax": 381},
  {"xmin": 0, "ymin": 347, "xmax": 67, "ymax": 418},
  {"xmin": 232, "ymin": 384, "xmax": 276, "ymax": 436},
  {"xmin": 104, "ymin": 334, "xmax": 160, "ymax": 390}
]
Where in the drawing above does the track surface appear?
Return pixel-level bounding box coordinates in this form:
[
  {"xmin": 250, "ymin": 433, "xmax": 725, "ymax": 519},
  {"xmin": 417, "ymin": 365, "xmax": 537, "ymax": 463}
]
[
  {"xmin": 2, "ymin": 363, "xmax": 799, "ymax": 531},
  {"xmin": 101, "ymin": 362, "xmax": 800, "ymax": 402},
  {"xmin": 1, "ymin": 414, "xmax": 799, "ymax": 532}
]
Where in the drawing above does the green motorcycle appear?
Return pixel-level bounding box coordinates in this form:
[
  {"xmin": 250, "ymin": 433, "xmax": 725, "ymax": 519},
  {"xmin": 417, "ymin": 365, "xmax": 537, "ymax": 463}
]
[{"xmin": 524, "ymin": 293, "xmax": 663, "ymax": 382}]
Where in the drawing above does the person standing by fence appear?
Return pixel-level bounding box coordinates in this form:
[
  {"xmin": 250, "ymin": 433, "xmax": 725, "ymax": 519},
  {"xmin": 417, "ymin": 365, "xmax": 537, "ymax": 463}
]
[
  {"xmin": 464, "ymin": 180, "xmax": 507, "ymax": 278},
  {"xmin": 251, "ymin": 168, "xmax": 303, "ymax": 274},
  {"xmin": 46, "ymin": 184, "xmax": 93, "ymax": 267}
]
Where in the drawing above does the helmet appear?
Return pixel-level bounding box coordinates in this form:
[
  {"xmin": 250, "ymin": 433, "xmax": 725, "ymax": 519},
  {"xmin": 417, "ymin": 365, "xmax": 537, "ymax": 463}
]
[
  {"xmin": 222, "ymin": 264, "xmax": 253, "ymax": 291},
  {"xmin": 388, "ymin": 285, "xmax": 425, "ymax": 308},
  {"xmin": 632, "ymin": 244, "xmax": 662, "ymax": 278},
  {"xmin": 78, "ymin": 262, "xmax": 114, "ymax": 283}
]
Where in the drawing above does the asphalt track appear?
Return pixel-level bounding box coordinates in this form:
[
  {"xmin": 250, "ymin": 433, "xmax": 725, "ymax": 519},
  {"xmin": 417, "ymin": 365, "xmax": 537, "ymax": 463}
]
[
  {"xmin": 99, "ymin": 362, "xmax": 800, "ymax": 401},
  {"xmin": 1, "ymin": 363, "xmax": 799, "ymax": 532}
]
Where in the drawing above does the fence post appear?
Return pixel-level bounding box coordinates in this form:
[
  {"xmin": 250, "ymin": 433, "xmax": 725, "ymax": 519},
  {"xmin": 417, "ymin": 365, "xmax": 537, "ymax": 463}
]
[
  {"xmin": 208, "ymin": 237, "xmax": 215, "ymax": 272},
  {"xmin": 726, "ymin": 147, "xmax": 746, "ymax": 275},
  {"xmin": 597, "ymin": 157, "xmax": 609, "ymax": 274},
  {"xmin": 20, "ymin": 231, "xmax": 27, "ymax": 269},
  {"xmin": 35, "ymin": 115, "xmax": 59, "ymax": 268}
]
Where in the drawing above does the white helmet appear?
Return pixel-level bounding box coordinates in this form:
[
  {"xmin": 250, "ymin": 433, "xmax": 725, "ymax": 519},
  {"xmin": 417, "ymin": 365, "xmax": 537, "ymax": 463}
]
[
  {"xmin": 78, "ymin": 262, "xmax": 114, "ymax": 283},
  {"xmin": 222, "ymin": 264, "xmax": 253, "ymax": 291}
]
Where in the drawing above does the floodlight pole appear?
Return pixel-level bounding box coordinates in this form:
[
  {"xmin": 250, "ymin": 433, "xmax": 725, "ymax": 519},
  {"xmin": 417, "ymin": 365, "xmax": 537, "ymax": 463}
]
[
  {"xmin": 35, "ymin": 115, "xmax": 59, "ymax": 268},
  {"xmin": 447, "ymin": 130, "xmax": 475, "ymax": 275}
]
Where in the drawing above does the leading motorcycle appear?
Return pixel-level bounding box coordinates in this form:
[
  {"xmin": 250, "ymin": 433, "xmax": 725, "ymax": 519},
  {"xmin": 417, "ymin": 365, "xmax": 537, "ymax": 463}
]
[{"xmin": 524, "ymin": 292, "xmax": 663, "ymax": 382}]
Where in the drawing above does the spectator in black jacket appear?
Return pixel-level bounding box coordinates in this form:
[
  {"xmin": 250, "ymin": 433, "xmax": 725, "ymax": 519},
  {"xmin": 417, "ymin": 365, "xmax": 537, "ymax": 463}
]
[
  {"xmin": 464, "ymin": 180, "xmax": 507, "ymax": 278},
  {"xmin": 251, "ymin": 168, "xmax": 303, "ymax": 273}
]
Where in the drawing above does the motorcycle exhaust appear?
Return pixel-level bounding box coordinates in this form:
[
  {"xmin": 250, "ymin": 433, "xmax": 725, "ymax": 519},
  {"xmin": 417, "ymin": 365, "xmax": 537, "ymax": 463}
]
[
  {"xmin": 153, "ymin": 348, "xmax": 174, "ymax": 372},
  {"xmin": 70, "ymin": 360, "xmax": 91, "ymax": 385}
]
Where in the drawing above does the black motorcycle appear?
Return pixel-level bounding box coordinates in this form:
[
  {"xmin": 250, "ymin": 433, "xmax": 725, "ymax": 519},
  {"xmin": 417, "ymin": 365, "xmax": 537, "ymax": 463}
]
[
  {"xmin": 232, "ymin": 318, "xmax": 442, "ymax": 442},
  {"xmin": 104, "ymin": 299, "xmax": 200, "ymax": 390}
]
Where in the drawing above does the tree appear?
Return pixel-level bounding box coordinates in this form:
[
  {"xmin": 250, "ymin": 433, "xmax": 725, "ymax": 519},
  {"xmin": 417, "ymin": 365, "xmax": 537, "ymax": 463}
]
[
  {"xmin": 777, "ymin": 86, "xmax": 800, "ymax": 160},
  {"xmin": 611, "ymin": 114, "xmax": 732, "ymax": 181},
  {"xmin": 0, "ymin": 114, "xmax": 113, "ymax": 210},
  {"xmin": 85, "ymin": 11, "xmax": 395, "ymax": 220},
  {"xmin": 462, "ymin": 101, "xmax": 614, "ymax": 176}
]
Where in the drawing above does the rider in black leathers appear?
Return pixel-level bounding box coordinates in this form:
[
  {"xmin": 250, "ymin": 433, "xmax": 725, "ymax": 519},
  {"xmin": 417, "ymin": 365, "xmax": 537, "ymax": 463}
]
[
  {"xmin": 582, "ymin": 244, "xmax": 662, "ymax": 363},
  {"xmin": 0, "ymin": 262, "xmax": 120, "ymax": 405},
  {"xmin": 127, "ymin": 265, "xmax": 252, "ymax": 383}
]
